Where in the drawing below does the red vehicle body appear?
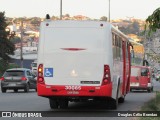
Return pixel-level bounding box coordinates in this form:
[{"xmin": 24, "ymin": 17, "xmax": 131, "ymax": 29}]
[{"xmin": 130, "ymin": 65, "xmax": 153, "ymax": 92}]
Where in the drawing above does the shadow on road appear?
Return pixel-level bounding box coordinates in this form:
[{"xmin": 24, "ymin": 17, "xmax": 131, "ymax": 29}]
[{"xmin": 2, "ymin": 90, "xmax": 37, "ymax": 93}]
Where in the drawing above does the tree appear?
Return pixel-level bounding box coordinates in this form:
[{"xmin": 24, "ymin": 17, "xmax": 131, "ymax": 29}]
[
  {"xmin": 51, "ymin": 15, "xmax": 59, "ymax": 20},
  {"xmin": 145, "ymin": 7, "xmax": 160, "ymax": 35},
  {"xmin": 64, "ymin": 14, "xmax": 70, "ymax": 18},
  {"xmin": 118, "ymin": 21, "xmax": 140, "ymax": 35},
  {"xmin": 10, "ymin": 36, "xmax": 21, "ymax": 44},
  {"xmin": 131, "ymin": 22, "xmax": 140, "ymax": 34},
  {"xmin": 0, "ymin": 12, "xmax": 15, "ymax": 61},
  {"xmin": 100, "ymin": 16, "xmax": 108, "ymax": 21},
  {"xmin": 30, "ymin": 17, "xmax": 41, "ymax": 26}
]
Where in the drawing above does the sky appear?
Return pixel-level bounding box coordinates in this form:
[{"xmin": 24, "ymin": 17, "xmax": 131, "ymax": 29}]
[{"xmin": 0, "ymin": 0, "xmax": 159, "ymax": 20}]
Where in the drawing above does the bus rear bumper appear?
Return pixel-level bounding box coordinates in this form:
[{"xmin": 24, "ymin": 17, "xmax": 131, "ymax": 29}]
[{"xmin": 37, "ymin": 83, "xmax": 112, "ymax": 98}]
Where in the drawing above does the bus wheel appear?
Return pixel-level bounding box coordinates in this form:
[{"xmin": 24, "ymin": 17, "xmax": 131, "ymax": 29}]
[
  {"xmin": 111, "ymin": 85, "xmax": 119, "ymax": 109},
  {"xmin": 110, "ymin": 98, "xmax": 118, "ymax": 109},
  {"xmin": 49, "ymin": 99, "xmax": 59, "ymax": 109},
  {"xmin": 118, "ymin": 96, "xmax": 125, "ymax": 103},
  {"xmin": 59, "ymin": 99, "xmax": 68, "ymax": 109}
]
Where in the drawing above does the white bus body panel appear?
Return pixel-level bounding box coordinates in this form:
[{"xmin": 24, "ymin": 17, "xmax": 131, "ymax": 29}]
[{"xmin": 38, "ymin": 20, "xmax": 115, "ymax": 93}]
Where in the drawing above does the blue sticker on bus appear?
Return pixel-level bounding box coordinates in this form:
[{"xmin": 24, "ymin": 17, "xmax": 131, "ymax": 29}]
[{"xmin": 44, "ymin": 68, "xmax": 53, "ymax": 77}]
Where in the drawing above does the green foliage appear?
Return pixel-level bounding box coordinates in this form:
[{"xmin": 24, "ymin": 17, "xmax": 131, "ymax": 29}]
[
  {"xmin": 0, "ymin": 60, "xmax": 19, "ymax": 77},
  {"xmin": 0, "ymin": 59, "xmax": 8, "ymax": 76},
  {"xmin": 7, "ymin": 63, "xmax": 19, "ymax": 69},
  {"xmin": 145, "ymin": 7, "xmax": 160, "ymax": 35},
  {"xmin": 0, "ymin": 12, "xmax": 15, "ymax": 61},
  {"xmin": 140, "ymin": 92, "xmax": 160, "ymax": 120}
]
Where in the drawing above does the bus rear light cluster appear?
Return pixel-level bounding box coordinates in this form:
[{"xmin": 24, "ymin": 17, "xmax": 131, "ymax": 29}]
[
  {"xmin": 37, "ymin": 64, "xmax": 45, "ymax": 84},
  {"xmin": 102, "ymin": 65, "xmax": 111, "ymax": 85}
]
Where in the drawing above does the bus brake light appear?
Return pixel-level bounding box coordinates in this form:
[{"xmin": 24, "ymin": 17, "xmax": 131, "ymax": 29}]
[
  {"xmin": 102, "ymin": 65, "xmax": 111, "ymax": 85},
  {"xmin": 37, "ymin": 64, "xmax": 45, "ymax": 84}
]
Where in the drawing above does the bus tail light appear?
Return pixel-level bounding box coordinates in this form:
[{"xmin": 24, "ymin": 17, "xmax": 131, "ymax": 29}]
[
  {"xmin": 37, "ymin": 64, "xmax": 45, "ymax": 84},
  {"xmin": 102, "ymin": 65, "xmax": 111, "ymax": 85}
]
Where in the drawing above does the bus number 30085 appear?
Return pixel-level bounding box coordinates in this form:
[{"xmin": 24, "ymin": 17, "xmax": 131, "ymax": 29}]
[{"xmin": 65, "ymin": 86, "xmax": 81, "ymax": 91}]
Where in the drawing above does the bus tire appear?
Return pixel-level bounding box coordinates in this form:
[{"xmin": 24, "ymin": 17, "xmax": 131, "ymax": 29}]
[
  {"xmin": 59, "ymin": 99, "xmax": 68, "ymax": 109},
  {"xmin": 111, "ymin": 83, "xmax": 119, "ymax": 109},
  {"xmin": 110, "ymin": 98, "xmax": 118, "ymax": 110},
  {"xmin": 118, "ymin": 96, "xmax": 125, "ymax": 103},
  {"xmin": 49, "ymin": 99, "xmax": 59, "ymax": 109}
]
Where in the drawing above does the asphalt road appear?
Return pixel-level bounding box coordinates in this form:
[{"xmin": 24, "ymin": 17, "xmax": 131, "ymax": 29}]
[{"xmin": 0, "ymin": 79, "xmax": 160, "ymax": 120}]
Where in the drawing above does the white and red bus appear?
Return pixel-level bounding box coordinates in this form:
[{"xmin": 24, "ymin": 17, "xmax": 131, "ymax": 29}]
[{"xmin": 37, "ymin": 19, "xmax": 132, "ymax": 109}]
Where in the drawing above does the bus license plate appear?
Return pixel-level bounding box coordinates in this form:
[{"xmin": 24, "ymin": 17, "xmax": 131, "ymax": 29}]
[{"xmin": 67, "ymin": 91, "xmax": 79, "ymax": 94}]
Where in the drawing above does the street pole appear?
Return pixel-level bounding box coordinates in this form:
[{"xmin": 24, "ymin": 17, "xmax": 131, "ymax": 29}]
[
  {"xmin": 20, "ymin": 20, "xmax": 23, "ymax": 68},
  {"xmin": 108, "ymin": 0, "xmax": 110, "ymax": 22},
  {"xmin": 60, "ymin": 0, "xmax": 62, "ymax": 20}
]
